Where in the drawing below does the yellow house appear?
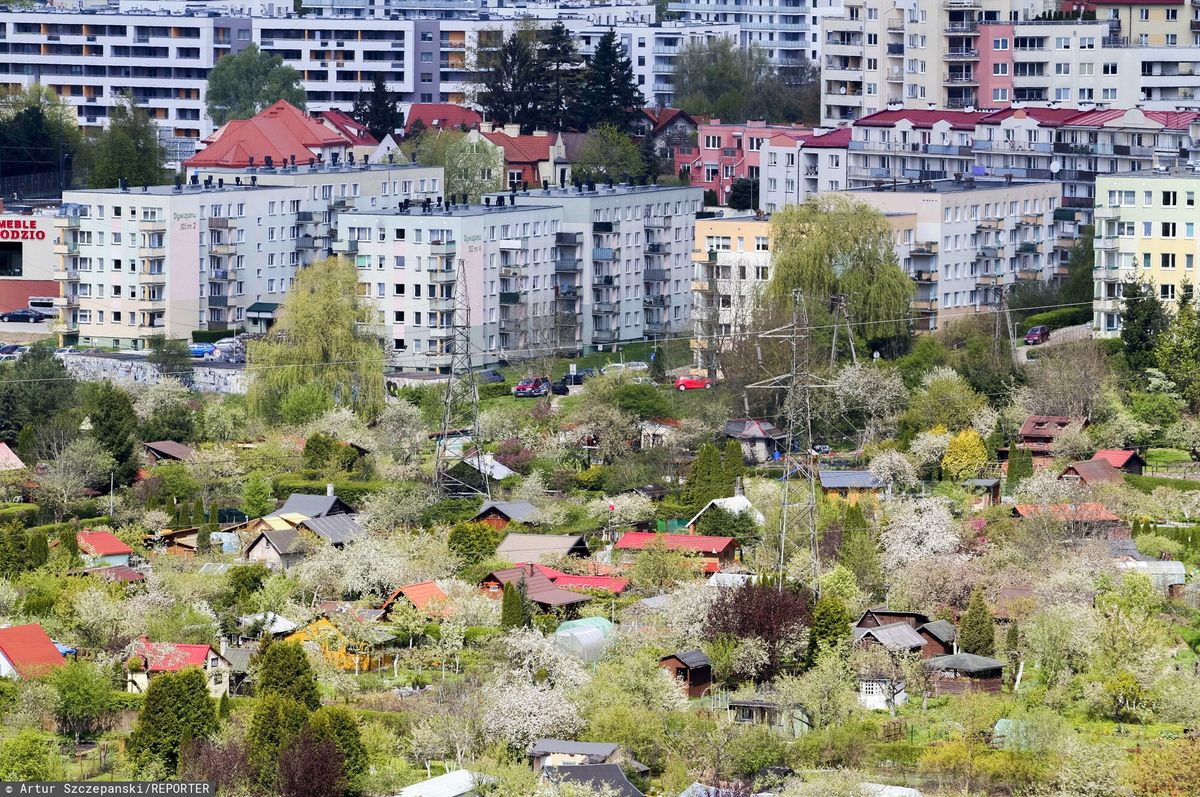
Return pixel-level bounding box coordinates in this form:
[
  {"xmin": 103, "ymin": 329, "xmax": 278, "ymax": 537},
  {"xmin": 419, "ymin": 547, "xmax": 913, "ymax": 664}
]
[{"xmin": 285, "ymin": 617, "xmax": 391, "ymax": 673}]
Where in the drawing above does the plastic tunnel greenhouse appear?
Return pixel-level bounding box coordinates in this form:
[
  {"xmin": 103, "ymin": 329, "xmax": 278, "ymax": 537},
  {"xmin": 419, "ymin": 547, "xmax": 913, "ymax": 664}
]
[{"xmin": 552, "ymin": 617, "xmax": 614, "ymax": 663}]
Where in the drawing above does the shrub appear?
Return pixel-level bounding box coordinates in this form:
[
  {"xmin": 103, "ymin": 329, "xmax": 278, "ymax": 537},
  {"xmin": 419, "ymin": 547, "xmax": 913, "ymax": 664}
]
[
  {"xmin": 478, "ymin": 383, "xmax": 511, "ymax": 401},
  {"xmin": 1135, "ymin": 533, "xmax": 1185, "ymax": 560},
  {"xmin": 1017, "ymin": 306, "xmax": 1092, "ymax": 334},
  {"xmin": 192, "ymin": 328, "xmax": 245, "ymax": 344}
]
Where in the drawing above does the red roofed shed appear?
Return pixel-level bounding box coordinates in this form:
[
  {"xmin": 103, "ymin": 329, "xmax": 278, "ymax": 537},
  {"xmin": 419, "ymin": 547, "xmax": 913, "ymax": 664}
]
[
  {"xmin": 614, "ymin": 532, "xmax": 736, "ymax": 573},
  {"xmin": 0, "ymin": 624, "xmax": 66, "ymax": 678}
]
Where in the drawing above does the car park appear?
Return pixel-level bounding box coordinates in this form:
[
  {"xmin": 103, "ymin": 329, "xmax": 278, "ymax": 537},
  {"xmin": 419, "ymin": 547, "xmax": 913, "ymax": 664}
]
[
  {"xmin": 560, "ymin": 368, "xmax": 600, "ymax": 386},
  {"xmin": 1024, "ymin": 325, "xmax": 1050, "ymax": 345},
  {"xmin": 512, "ymin": 377, "xmax": 551, "ymax": 397},
  {"xmin": 675, "ymin": 374, "xmax": 713, "ymax": 391}
]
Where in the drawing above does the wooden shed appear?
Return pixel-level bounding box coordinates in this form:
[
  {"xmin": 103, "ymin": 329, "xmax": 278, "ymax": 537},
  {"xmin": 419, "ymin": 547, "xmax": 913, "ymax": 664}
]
[{"xmin": 659, "ymin": 649, "xmax": 712, "ymax": 699}]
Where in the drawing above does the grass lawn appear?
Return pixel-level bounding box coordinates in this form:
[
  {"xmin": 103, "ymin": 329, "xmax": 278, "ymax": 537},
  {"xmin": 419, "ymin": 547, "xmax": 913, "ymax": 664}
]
[{"xmin": 1146, "ymin": 448, "xmax": 1194, "ymax": 466}]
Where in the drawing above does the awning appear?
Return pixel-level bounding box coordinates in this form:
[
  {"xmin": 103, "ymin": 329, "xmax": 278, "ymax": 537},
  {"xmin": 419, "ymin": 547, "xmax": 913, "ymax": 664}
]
[{"xmin": 246, "ymin": 302, "xmax": 280, "ymax": 319}]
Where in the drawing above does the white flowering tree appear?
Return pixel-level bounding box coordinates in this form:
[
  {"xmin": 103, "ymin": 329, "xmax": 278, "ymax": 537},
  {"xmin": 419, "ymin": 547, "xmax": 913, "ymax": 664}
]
[
  {"xmin": 133, "ymin": 377, "xmax": 192, "ymax": 422},
  {"xmin": 832, "ymin": 364, "xmax": 908, "ymax": 448},
  {"xmin": 586, "ymin": 493, "xmax": 656, "ymax": 528},
  {"xmin": 868, "ymin": 450, "xmax": 918, "ymax": 493},
  {"xmin": 482, "ymin": 678, "xmax": 583, "ymax": 752},
  {"xmin": 359, "ymin": 483, "xmax": 437, "ymax": 534},
  {"xmin": 879, "ymin": 497, "xmax": 961, "ymax": 569},
  {"xmin": 908, "ymin": 428, "xmax": 952, "ymax": 468}
]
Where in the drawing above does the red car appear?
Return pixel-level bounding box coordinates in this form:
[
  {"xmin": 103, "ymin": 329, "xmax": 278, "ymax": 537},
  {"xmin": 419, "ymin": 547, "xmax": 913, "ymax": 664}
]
[
  {"xmin": 675, "ymin": 374, "xmax": 713, "ymax": 391},
  {"xmin": 512, "ymin": 377, "xmax": 551, "ymax": 397}
]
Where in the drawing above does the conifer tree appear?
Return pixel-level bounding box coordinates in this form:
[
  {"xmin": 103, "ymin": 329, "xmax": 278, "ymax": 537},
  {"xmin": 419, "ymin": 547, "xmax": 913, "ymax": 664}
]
[
  {"xmin": 838, "ymin": 504, "xmax": 883, "ymax": 599},
  {"xmin": 958, "ymin": 587, "xmax": 995, "ymax": 657},
  {"xmin": 500, "ymin": 581, "xmax": 524, "ymax": 629},
  {"xmin": 580, "ymin": 30, "xmax": 641, "ymax": 130},
  {"xmin": 128, "ymin": 668, "xmax": 217, "ymax": 774},
  {"xmin": 253, "ymin": 641, "xmax": 321, "ymax": 710},
  {"xmin": 1005, "ymin": 447, "xmax": 1033, "ymax": 490},
  {"xmin": 805, "ymin": 594, "xmax": 851, "ymax": 668},
  {"xmin": 85, "ymin": 381, "xmax": 137, "ymax": 484},
  {"xmin": 538, "ymin": 21, "xmax": 584, "ymax": 131},
  {"xmin": 686, "ymin": 442, "xmax": 725, "ymax": 509},
  {"xmin": 722, "ymin": 439, "xmax": 745, "ymax": 491}
]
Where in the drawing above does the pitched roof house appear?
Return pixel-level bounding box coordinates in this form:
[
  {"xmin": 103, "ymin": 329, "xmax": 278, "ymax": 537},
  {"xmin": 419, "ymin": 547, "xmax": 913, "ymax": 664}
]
[
  {"xmin": 473, "ymin": 500, "xmax": 539, "ymax": 530},
  {"xmin": 380, "ymin": 581, "xmax": 449, "ymax": 616},
  {"xmin": 185, "ymin": 100, "xmax": 349, "ymax": 171},
  {"xmin": 1010, "ymin": 415, "xmax": 1086, "ymax": 458},
  {"xmin": 244, "ymin": 529, "xmax": 305, "ymax": 571},
  {"xmin": 543, "ymin": 764, "xmax": 644, "ymax": 797},
  {"xmin": 404, "ymin": 103, "xmax": 482, "ymax": 135},
  {"xmin": 480, "ymin": 564, "xmax": 593, "ymax": 613},
  {"xmin": 723, "ymin": 418, "xmax": 786, "ymax": 464},
  {"xmin": 660, "ymin": 649, "xmax": 712, "ymax": 699},
  {"xmin": 127, "ymin": 640, "xmax": 230, "ymax": 696},
  {"xmin": 273, "ymin": 493, "xmax": 353, "ymax": 519},
  {"xmin": 142, "ymin": 440, "xmax": 195, "ymax": 464},
  {"xmin": 0, "ymin": 624, "xmax": 67, "ymax": 678},
  {"xmin": 495, "ymin": 532, "xmax": 590, "ymax": 563},
  {"xmin": 475, "ymin": 128, "xmax": 568, "ymax": 188},
  {"xmin": 1090, "ymin": 449, "xmax": 1146, "ymax": 475},
  {"xmin": 77, "ymin": 531, "xmax": 132, "ymax": 567},
  {"xmin": 312, "ymin": 108, "xmax": 380, "ymax": 158},
  {"xmin": 1059, "ymin": 458, "xmax": 1124, "ymax": 486},
  {"xmin": 0, "ymin": 442, "xmax": 25, "ymax": 472}
]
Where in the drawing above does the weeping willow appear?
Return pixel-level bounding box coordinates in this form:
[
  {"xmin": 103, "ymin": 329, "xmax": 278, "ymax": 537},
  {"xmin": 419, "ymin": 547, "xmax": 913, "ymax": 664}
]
[
  {"xmin": 768, "ymin": 195, "xmax": 915, "ymax": 343},
  {"xmin": 247, "ymin": 257, "xmax": 385, "ymax": 420}
]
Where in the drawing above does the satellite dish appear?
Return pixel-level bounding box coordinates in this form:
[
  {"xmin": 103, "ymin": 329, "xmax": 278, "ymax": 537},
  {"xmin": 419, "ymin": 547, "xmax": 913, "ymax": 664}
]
[
  {"xmin": 1050, "ymin": 160, "xmax": 1061, "ymax": 174},
  {"xmin": 840, "ymin": 87, "xmax": 848, "ymax": 95}
]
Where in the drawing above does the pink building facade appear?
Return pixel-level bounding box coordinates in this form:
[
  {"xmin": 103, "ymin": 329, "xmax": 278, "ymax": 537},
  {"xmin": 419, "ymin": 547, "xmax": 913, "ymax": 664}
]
[
  {"xmin": 975, "ymin": 23, "xmax": 1014, "ymax": 108},
  {"xmin": 675, "ymin": 120, "xmax": 810, "ymax": 204}
]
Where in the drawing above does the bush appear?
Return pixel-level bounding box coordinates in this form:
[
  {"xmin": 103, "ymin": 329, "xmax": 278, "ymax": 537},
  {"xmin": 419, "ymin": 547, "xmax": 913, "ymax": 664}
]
[
  {"xmin": 1017, "ymin": 306, "xmax": 1092, "ymax": 334},
  {"xmin": 0, "ymin": 504, "xmax": 38, "ymax": 525},
  {"xmin": 478, "ymin": 383, "xmax": 511, "ymax": 400},
  {"xmin": 1135, "ymin": 534, "xmax": 1184, "ymax": 560},
  {"xmin": 1125, "ymin": 474, "xmax": 1200, "ymax": 494},
  {"xmin": 25, "ymin": 517, "xmax": 111, "ymax": 536}
]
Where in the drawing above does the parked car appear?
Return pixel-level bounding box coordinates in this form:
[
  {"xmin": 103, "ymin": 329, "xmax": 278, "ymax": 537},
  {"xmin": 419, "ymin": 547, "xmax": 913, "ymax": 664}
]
[
  {"xmin": 675, "ymin": 374, "xmax": 713, "ymax": 391},
  {"xmin": 54, "ymin": 347, "xmax": 81, "ymax": 357},
  {"xmin": 0, "ymin": 344, "xmax": 20, "ymax": 355},
  {"xmin": 608, "ymin": 361, "xmax": 650, "ymax": 373},
  {"xmin": 1024, "ymin": 325, "xmax": 1051, "ymax": 345},
  {"xmin": 479, "ymin": 368, "xmax": 506, "ymax": 383},
  {"xmin": 0, "ymin": 308, "xmax": 47, "ymax": 323},
  {"xmin": 550, "ymin": 378, "xmax": 571, "ymax": 396},
  {"xmin": 0, "ymin": 354, "xmax": 17, "ymax": 363},
  {"xmin": 189, "ymin": 342, "xmax": 216, "ymax": 358},
  {"xmin": 560, "ymin": 368, "xmax": 600, "ymax": 386},
  {"xmin": 512, "ymin": 377, "xmax": 551, "ymax": 397},
  {"xmin": 631, "ymin": 376, "xmax": 657, "ymax": 386}
]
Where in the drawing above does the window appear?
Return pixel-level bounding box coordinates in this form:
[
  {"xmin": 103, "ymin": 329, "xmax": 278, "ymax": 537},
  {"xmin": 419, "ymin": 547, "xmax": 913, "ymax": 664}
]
[
  {"xmin": 1188, "ymin": 254, "xmax": 1195, "ymax": 270},
  {"xmin": 1080, "ymin": 63, "xmax": 1094, "ymax": 75},
  {"xmin": 754, "ymin": 236, "xmax": 769, "ymax": 251},
  {"xmin": 993, "ymin": 88, "xmax": 1009, "ymax": 102},
  {"xmin": 993, "ymin": 38, "xmax": 1009, "ymax": 50},
  {"xmin": 1080, "ymin": 36, "xmax": 1095, "ymax": 49},
  {"xmin": 1167, "ymin": 34, "xmax": 1178, "ymax": 46},
  {"xmin": 1055, "ymin": 37, "xmax": 1071, "ymax": 49},
  {"xmin": 1103, "ymin": 62, "xmax": 1118, "ymax": 75},
  {"xmin": 1139, "ymin": 8, "xmax": 1149, "ymax": 20},
  {"xmin": 1167, "ymin": 8, "xmax": 1178, "ymax": 19},
  {"xmin": 420, "ymin": 72, "xmax": 432, "ymax": 83},
  {"xmin": 1162, "ymin": 252, "xmax": 1177, "ymax": 269},
  {"xmin": 1162, "ymin": 222, "xmax": 1177, "ymax": 237},
  {"xmin": 704, "ymin": 135, "xmax": 721, "ymax": 149},
  {"xmin": 1055, "ymin": 62, "xmax": 1070, "ymax": 75},
  {"xmin": 1054, "ymin": 87, "xmax": 1070, "ymax": 100},
  {"xmin": 993, "ymin": 63, "xmax": 1008, "ymax": 75},
  {"xmin": 1079, "ymin": 88, "xmax": 1093, "ymax": 101},
  {"xmin": 1102, "ymin": 88, "xmax": 1118, "ymax": 100},
  {"xmin": 1188, "ymin": 222, "xmax": 1196, "ymax": 238},
  {"xmin": 1161, "ymin": 283, "xmax": 1176, "ymax": 300},
  {"xmin": 1189, "ymin": 192, "xmax": 1196, "ymax": 207}
]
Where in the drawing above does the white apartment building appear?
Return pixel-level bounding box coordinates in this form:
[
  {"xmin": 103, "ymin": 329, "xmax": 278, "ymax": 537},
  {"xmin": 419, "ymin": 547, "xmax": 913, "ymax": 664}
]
[
  {"xmin": 690, "ymin": 213, "xmax": 773, "ymax": 367},
  {"xmin": 670, "ymin": 0, "xmax": 831, "ymax": 70},
  {"xmin": 337, "ymin": 198, "xmax": 563, "ymax": 370},
  {"xmin": 0, "ymin": 7, "xmax": 738, "ymax": 149},
  {"xmin": 760, "ymin": 127, "xmax": 850, "ymax": 211},
  {"xmin": 511, "ymin": 182, "xmax": 704, "ymax": 346},
  {"xmin": 54, "ymin": 160, "xmax": 441, "ymax": 347},
  {"xmin": 842, "ymin": 178, "xmax": 1065, "ymax": 328}
]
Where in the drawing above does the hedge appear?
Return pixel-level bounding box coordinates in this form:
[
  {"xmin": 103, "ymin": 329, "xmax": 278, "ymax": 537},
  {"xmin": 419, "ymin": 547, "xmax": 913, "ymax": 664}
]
[
  {"xmin": 191, "ymin": 328, "xmax": 245, "ymax": 344},
  {"xmin": 1018, "ymin": 306, "xmax": 1092, "ymax": 334},
  {"xmin": 478, "ymin": 383, "xmax": 512, "ymax": 400},
  {"xmin": 0, "ymin": 504, "xmax": 38, "ymax": 524},
  {"xmin": 1133, "ymin": 524, "xmax": 1200, "ymax": 559},
  {"xmin": 1124, "ymin": 473, "xmax": 1200, "ymax": 494},
  {"xmin": 271, "ymin": 475, "xmax": 389, "ymax": 507}
]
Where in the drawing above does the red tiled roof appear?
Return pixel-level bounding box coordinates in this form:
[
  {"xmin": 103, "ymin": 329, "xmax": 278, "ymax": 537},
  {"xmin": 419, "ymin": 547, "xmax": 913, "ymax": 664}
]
[
  {"xmin": 800, "ymin": 127, "xmax": 852, "ymax": 148},
  {"xmin": 1013, "ymin": 502, "xmax": 1121, "ymax": 522},
  {"xmin": 554, "ymin": 575, "xmax": 630, "ymax": 594},
  {"xmin": 614, "ymin": 531, "xmax": 735, "ymax": 554},
  {"xmin": 854, "ymin": 109, "xmax": 989, "ymax": 130},
  {"xmin": 405, "ymin": 103, "xmax": 482, "ymax": 135},
  {"xmin": 185, "ymin": 100, "xmax": 347, "ymax": 169},
  {"xmin": 1091, "ymin": 449, "xmax": 1141, "ymax": 468},
  {"xmin": 314, "ymin": 109, "xmax": 379, "ymax": 146},
  {"xmin": 134, "ymin": 639, "xmax": 214, "ymax": 672},
  {"xmin": 483, "ymin": 564, "xmax": 592, "ymax": 607},
  {"xmin": 642, "ymin": 107, "xmax": 695, "ymax": 133},
  {"xmin": 480, "ymin": 130, "xmax": 556, "ymax": 164},
  {"xmin": 77, "ymin": 531, "xmax": 132, "ymax": 557},
  {"xmin": 977, "ymin": 107, "xmax": 1085, "ymax": 126},
  {"xmin": 0, "ymin": 624, "xmax": 65, "ymax": 678},
  {"xmin": 381, "ymin": 581, "xmax": 448, "ymax": 613}
]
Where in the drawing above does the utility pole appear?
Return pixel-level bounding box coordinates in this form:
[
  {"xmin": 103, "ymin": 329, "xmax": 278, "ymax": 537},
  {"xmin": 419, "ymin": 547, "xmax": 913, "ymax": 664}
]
[
  {"xmin": 747, "ymin": 289, "xmax": 821, "ymax": 594},
  {"xmin": 433, "ymin": 255, "xmax": 490, "ymax": 498}
]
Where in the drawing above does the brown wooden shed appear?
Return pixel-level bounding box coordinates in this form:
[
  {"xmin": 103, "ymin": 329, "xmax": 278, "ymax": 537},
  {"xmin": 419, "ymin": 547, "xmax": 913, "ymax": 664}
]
[{"xmin": 659, "ymin": 649, "xmax": 712, "ymax": 699}]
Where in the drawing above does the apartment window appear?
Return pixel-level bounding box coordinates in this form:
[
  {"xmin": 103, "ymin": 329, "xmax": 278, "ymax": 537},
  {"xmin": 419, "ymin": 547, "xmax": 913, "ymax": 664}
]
[
  {"xmin": 1166, "ymin": 34, "xmax": 1178, "ymax": 46},
  {"xmin": 420, "ymin": 52, "xmax": 432, "ymax": 62},
  {"xmin": 1103, "ymin": 62, "xmax": 1118, "ymax": 75},
  {"xmin": 754, "ymin": 236, "xmax": 769, "ymax": 251},
  {"xmin": 1055, "ymin": 62, "xmax": 1070, "ymax": 75},
  {"xmin": 1143, "ymin": 221, "xmax": 1153, "ymax": 236},
  {"xmin": 1080, "ymin": 63, "xmax": 1094, "ymax": 75},
  {"xmin": 1139, "ymin": 8, "xmax": 1149, "ymax": 20},
  {"xmin": 1188, "ymin": 223, "xmax": 1196, "ymax": 238},
  {"xmin": 1055, "ymin": 37, "xmax": 1071, "ymax": 49},
  {"xmin": 1102, "ymin": 88, "xmax": 1118, "ymax": 100},
  {"xmin": 420, "ymin": 73, "xmax": 432, "ymax": 83},
  {"xmin": 1167, "ymin": 7, "xmax": 1179, "ymax": 19},
  {"xmin": 1188, "ymin": 192, "xmax": 1196, "ymax": 207},
  {"xmin": 1189, "ymin": 254, "xmax": 1196, "ymax": 270},
  {"xmin": 1162, "ymin": 222, "xmax": 1177, "ymax": 237},
  {"xmin": 1055, "ymin": 88, "xmax": 1070, "ymax": 100},
  {"xmin": 1161, "ymin": 283, "xmax": 1176, "ymax": 300},
  {"xmin": 993, "ymin": 63, "xmax": 1008, "ymax": 75},
  {"xmin": 993, "ymin": 88, "xmax": 1009, "ymax": 102},
  {"xmin": 1079, "ymin": 88, "xmax": 1094, "ymax": 101},
  {"xmin": 704, "ymin": 135, "xmax": 722, "ymax": 149},
  {"xmin": 866, "ymin": 83, "xmax": 878, "ymax": 95},
  {"xmin": 993, "ymin": 38, "xmax": 1009, "ymax": 50},
  {"xmin": 866, "ymin": 33, "xmax": 877, "ymax": 44},
  {"xmin": 1080, "ymin": 36, "xmax": 1095, "ymax": 49},
  {"xmin": 1163, "ymin": 190, "xmax": 1178, "ymax": 206},
  {"xmin": 1162, "ymin": 252, "xmax": 1178, "ymax": 270}
]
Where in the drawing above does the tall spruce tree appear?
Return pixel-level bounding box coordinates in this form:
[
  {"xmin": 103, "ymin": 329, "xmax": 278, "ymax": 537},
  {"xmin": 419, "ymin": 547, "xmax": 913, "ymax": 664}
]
[
  {"xmin": 354, "ymin": 74, "xmax": 403, "ymax": 141},
  {"xmin": 804, "ymin": 594, "xmax": 852, "ymax": 668},
  {"xmin": 500, "ymin": 581, "xmax": 524, "ymax": 628},
  {"xmin": 254, "ymin": 641, "xmax": 321, "ymax": 710},
  {"xmin": 1005, "ymin": 446, "xmax": 1033, "ymax": 490},
  {"xmin": 538, "ymin": 22, "xmax": 584, "ymax": 131},
  {"xmin": 475, "ymin": 31, "xmax": 545, "ymax": 133},
  {"xmin": 1120, "ymin": 279, "xmax": 1170, "ymax": 372},
  {"xmin": 686, "ymin": 442, "xmax": 725, "ymax": 509},
  {"xmin": 722, "ymin": 439, "xmax": 745, "ymax": 491},
  {"xmin": 837, "ymin": 504, "xmax": 882, "ymax": 599},
  {"xmin": 958, "ymin": 587, "xmax": 995, "ymax": 656},
  {"xmin": 128, "ymin": 668, "xmax": 217, "ymax": 774},
  {"xmin": 84, "ymin": 381, "xmax": 137, "ymax": 485},
  {"xmin": 581, "ymin": 30, "xmax": 641, "ymax": 130}
]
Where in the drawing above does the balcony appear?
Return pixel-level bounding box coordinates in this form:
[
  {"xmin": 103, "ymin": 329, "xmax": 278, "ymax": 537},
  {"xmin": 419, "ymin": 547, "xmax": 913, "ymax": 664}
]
[
  {"xmin": 428, "ymin": 326, "xmax": 453, "ymax": 339},
  {"xmin": 645, "ymin": 242, "xmax": 668, "ymax": 254},
  {"xmin": 594, "ymin": 247, "xmax": 618, "ymax": 261},
  {"xmin": 644, "ymin": 216, "xmax": 673, "ymax": 229},
  {"xmin": 498, "ymin": 317, "xmax": 524, "ymax": 332},
  {"xmin": 430, "ymin": 240, "xmax": 457, "ymax": 255},
  {"xmin": 645, "ymin": 322, "xmax": 668, "ymax": 335},
  {"xmin": 209, "ymin": 268, "xmax": 231, "ymax": 281},
  {"xmin": 210, "ymin": 242, "xmax": 236, "ymax": 256},
  {"xmin": 644, "ymin": 268, "xmax": 670, "ymax": 281},
  {"xmin": 137, "ymin": 269, "xmax": 166, "ymax": 284},
  {"xmin": 138, "ymin": 218, "xmax": 166, "ymax": 232},
  {"xmin": 328, "ymin": 197, "xmax": 350, "ymax": 210},
  {"xmin": 692, "ymin": 279, "xmax": 712, "ymax": 292},
  {"xmin": 945, "ymin": 22, "xmax": 978, "ymax": 33},
  {"xmin": 429, "ymin": 297, "xmax": 456, "ymax": 312},
  {"xmin": 53, "ymin": 295, "xmax": 78, "ymax": 308},
  {"xmin": 499, "ymin": 291, "xmax": 523, "ymax": 305},
  {"xmin": 53, "ymin": 241, "xmax": 79, "ymax": 255},
  {"xmin": 206, "ymin": 295, "xmax": 228, "ymax": 307},
  {"xmin": 555, "ymin": 258, "xmax": 582, "ymax": 272},
  {"xmin": 1018, "ymin": 212, "xmax": 1042, "ymax": 226},
  {"xmin": 911, "ymin": 298, "xmax": 938, "ymax": 311},
  {"xmin": 296, "ymin": 211, "xmax": 315, "ymax": 223},
  {"xmin": 1095, "ymin": 236, "xmax": 1119, "ymax": 251},
  {"xmin": 331, "ymin": 239, "xmax": 358, "ymax": 254},
  {"xmin": 593, "ymin": 329, "xmax": 616, "ymax": 344},
  {"xmin": 644, "ymin": 295, "xmax": 668, "ymax": 307},
  {"xmin": 297, "ymin": 235, "xmax": 318, "ymax": 250},
  {"xmin": 977, "ymin": 245, "xmax": 1003, "ymax": 258},
  {"xmin": 556, "ymin": 231, "xmax": 583, "ymax": 245},
  {"xmin": 1017, "ymin": 268, "xmax": 1042, "ymax": 281},
  {"xmin": 52, "ymin": 267, "xmax": 78, "ymax": 282},
  {"xmin": 1017, "ymin": 241, "xmax": 1042, "ymax": 254},
  {"xmin": 1093, "ymin": 207, "xmax": 1119, "ymax": 220},
  {"xmin": 1053, "ymin": 207, "xmax": 1080, "ymax": 222},
  {"xmin": 593, "ymin": 220, "xmax": 618, "ymax": 233},
  {"xmin": 1056, "ymin": 235, "xmax": 1077, "ymax": 249},
  {"xmin": 592, "ymin": 275, "xmax": 615, "ymax": 286},
  {"xmin": 593, "ymin": 302, "xmax": 618, "ymax": 314},
  {"xmin": 913, "ymin": 270, "xmax": 936, "ymax": 283},
  {"xmin": 430, "ymin": 269, "xmax": 457, "ymax": 282},
  {"xmin": 943, "ymin": 74, "xmax": 979, "ymax": 85},
  {"xmin": 911, "ymin": 241, "xmax": 938, "ymax": 256},
  {"xmin": 138, "ymin": 245, "xmax": 166, "ymax": 258},
  {"xmin": 58, "ymin": 215, "xmax": 81, "ymax": 229},
  {"xmin": 207, "ymin": 216, "xmax": 231, "ymax": 229},
  {"xmin": 976, "ymin": 217, "xmax": 1004, "ymax": 231}
]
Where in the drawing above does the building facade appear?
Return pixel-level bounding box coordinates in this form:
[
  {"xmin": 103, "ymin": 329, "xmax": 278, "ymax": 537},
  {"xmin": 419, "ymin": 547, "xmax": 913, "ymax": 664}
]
[
  {"xmin": 0, "ymin": 207, "xmax": 58, "ymax": 315},
  {"xmin": 1092, "ymin": 171, "xmax": 1199, "ymax": 336},
  {"xmin": 690, "ymin": 213, "xmax": 772, "ymax": 368}
]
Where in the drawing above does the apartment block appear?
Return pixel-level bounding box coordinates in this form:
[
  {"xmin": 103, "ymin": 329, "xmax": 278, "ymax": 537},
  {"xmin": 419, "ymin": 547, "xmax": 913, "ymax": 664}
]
[
  {"xmin": 337, "ymin": 199, "xmax": 563, "ymax": 370},
  {"xmin": 0, "ymin": 7, "xmax": 737, "ymax": 147},
  {"xmin": 54, "ymin": 160, "xmax": 440, "ymax": 348},
  {"xmin": 689, "ymin": 214, "xmax": 772, "ymax": 367},
  {"xmin": 669, "ymin": 0, "xmax": 827, "ymax": 73},
  {"xmin": 843, "ymin": 178, "xmax": 1064, "ymax": 329},
  {"xmin": 675, "ymin": 120, "xmax": 824, "ymax": 206},
  {"xmin": 1092, "ymin": 171, "xmax": 1199, "ymax": 337},
  {"xmin": 818, "ymin": 0, "xmax": 1200, "ymax": 127},
  {"xmin": 0, "ymin": 207, "xmax": 58, "ymax": 315},
  {"xmin": 760, "ymin": 127, "xmax": 851, "ymax": 211},
  {"xmin": 510, "ymin": 183, "xmax": 704, "ymax": 347},
  {"xmin": 845, "ymin": 109, "xmax": 985, "ymax": 187}
]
